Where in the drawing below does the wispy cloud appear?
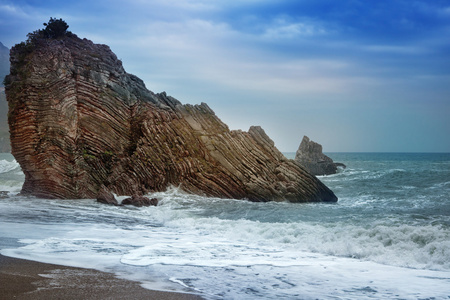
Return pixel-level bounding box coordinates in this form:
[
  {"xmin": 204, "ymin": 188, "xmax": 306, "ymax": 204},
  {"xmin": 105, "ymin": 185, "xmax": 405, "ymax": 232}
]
[
  {"xmin": 362, "ymin": 45, "xmax": 429, "ymax": 55},
  {"xmin": 147, "ymin": 0, "xmax": 219, "ymax": 12},
  {"xmin": 1, "ymin": 0, "xmax": 449, "ymax": 151},
  {"xmin": 261, "ymin": 17, "xmax": 327, "ymax": 40},
  {"xmin": 0, "ymin": 4, "xmax": 27, "ymax": 16}
]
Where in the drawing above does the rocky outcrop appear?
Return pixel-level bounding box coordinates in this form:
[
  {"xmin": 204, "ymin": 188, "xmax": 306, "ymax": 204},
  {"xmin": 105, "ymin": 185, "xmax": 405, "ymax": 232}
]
[
  {"xmin": 121, "ymin": 195, "xmax": 158, "ymax": 207},
  {"xmin": 5, "ymin": 31, "xmax": 337, "ymax": 203},
  {"xmin": 295, "ymin": 136, "xmax": 345, "ymax": 176},
  {"xmin": 96, "ymin": 186, "xmax": 119, "ymax": 206},
  {"xmin": 0, "ymin": 42, "xmax": 11, "ymax": 153}
]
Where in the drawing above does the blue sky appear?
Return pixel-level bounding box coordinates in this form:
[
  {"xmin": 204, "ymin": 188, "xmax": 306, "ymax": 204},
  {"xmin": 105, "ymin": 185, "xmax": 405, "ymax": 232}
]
[{"xmin": 1, "ymin": 0, "xmax": 449, "ymax": 152}]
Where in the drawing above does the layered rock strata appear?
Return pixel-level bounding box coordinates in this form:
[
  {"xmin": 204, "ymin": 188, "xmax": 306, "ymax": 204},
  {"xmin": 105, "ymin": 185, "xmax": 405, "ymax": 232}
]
[
  {"xmin": 5, "ymin": 34, "xmax": 337, "ymax": 202},
  {"xmin": 295, "ymin": 136, "xmax": 346, "ymax": 176}
]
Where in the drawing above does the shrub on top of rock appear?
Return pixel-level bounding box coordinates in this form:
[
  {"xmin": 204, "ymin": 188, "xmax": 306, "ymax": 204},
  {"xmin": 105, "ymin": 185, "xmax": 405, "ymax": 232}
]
[
  {"xmin": 42, "ymin": 18, "xmax": 70, "ymax": 39},
  {"xmin": 22, "ymin": 18, "xmax": 73, "ymax": 49}
]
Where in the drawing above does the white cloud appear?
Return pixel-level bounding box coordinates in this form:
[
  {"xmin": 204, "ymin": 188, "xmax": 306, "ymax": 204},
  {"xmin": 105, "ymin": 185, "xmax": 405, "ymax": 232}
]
[
  {"xmin": 149, "ymin": 0, "xmax": 219, "ymax": 12},
  {"xmin": 145, "ymin": 0, "xmax": 273, "ymax": 12},
  {"xmin": 0, "ymin": 3, "xmax": 35, "ymax": 19},
  {"xmin": 193, "ymin": 58, "xmax": 362, "ymax": 96},
  {"xmin": 362, "ymin": 45, "xmax": 428, "ymax": 55},
  {"xmin": 262, "ymin": 18, "xmax": 327, "ymax": 40},
  {"xmin": 96, "ymin": 15, "xmax": 371, "ymax": 104},
  {"xmin": 108, "ymin": 18, "xmax": 235, "ymax": 65}
]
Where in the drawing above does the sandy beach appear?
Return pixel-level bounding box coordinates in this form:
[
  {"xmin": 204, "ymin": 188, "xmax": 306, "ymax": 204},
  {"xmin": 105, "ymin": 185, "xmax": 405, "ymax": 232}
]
[{"xmin": 0, "ymin": 254, "xmax": 205, "ymax": 300}]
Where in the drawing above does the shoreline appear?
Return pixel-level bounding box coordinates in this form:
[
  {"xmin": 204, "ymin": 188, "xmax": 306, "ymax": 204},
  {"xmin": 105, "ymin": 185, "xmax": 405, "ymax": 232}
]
[{"xmin": 0, "ymin": 254, "xmax": 205, "ymax": 300}]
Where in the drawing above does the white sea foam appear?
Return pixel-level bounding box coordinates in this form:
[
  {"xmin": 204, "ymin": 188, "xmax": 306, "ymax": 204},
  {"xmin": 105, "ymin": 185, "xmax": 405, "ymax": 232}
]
[
  {"xmin": 2, "ymin": 212, "xmax": 449, "ymax": 299},
  {"xmin": 0, "ymin": 158, "xmax": 23, "ymax": 193},
  {"xmin": 0, "ymin": 159, "xmax": 19, "ymax": 174},
  {"xmin": 150, "ymin": 213, "xmax": 450, "ymax": 271},
  {"xmin": 5, "ymin": 188, "xmax": 445, "ymax": 273},
  {"xmin": 0, "ymin": 182, "xmax": 21, "ymax": 194}
]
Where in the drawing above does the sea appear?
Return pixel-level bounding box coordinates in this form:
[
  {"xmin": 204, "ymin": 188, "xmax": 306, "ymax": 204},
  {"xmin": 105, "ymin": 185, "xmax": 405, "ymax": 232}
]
[{"xmin": 0, "ymin": 152, "xmax": 449, "ymax": 299}]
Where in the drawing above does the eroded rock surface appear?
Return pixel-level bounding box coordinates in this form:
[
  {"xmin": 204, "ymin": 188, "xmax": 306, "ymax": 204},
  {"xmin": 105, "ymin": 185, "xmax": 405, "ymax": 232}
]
[
  {"xmin": 5, "ymin": 33, "xmax": 337, "ymax": 203},
  {"xmin": 96, "ymin": 186, "xmax": 119, "ymax": 206},
  {"xmin": 121, "ymin": 195, "xmax": 158, "ymax": 207},
  {"xmin": 295, "ymin": 136, "xmax": 346, "ymax": 176}
]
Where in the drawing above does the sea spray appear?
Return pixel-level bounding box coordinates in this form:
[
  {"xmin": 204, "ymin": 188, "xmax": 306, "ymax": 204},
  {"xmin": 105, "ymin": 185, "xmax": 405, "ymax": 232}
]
[
  {"xmin": 0, "ymin": 156, "xmax": 23, "ymax": 194},
  {"xmin": 0, "ymin": 158, "xmax": 19, "ymax": 174}
]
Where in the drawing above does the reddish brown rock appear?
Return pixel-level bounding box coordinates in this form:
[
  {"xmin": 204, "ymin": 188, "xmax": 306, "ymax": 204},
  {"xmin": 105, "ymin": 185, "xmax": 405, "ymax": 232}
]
[
  {"xmin": 121, "ymin": 195, "xmax": 158, "ymax": 207},
  {"xmin": 5, "ymin": 29, "xmax": 337, "ymax": 203},
  {"xmin": 96, "ymin": 186, "xmax": 119, "ymax": 206}
]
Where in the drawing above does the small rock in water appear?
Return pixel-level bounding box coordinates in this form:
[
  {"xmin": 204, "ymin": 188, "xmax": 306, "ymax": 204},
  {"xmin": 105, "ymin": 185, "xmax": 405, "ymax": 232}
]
[
  {"xmin": 96, "ymin": 186, "xmax": 119, "ymax": 206},
  {"xmin": 121, "ymin": 195, "xmax": 158, "ymax": 207},
  {"xmin": 295, "ymin": 136, "xmax": 346, "ymax": 176}
]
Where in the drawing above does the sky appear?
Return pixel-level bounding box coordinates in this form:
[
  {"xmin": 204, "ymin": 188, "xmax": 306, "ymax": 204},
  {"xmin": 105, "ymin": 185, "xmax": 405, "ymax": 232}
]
[{"xmin": 0, "ymin": 0, "xmax": 449, "ymax": 152}]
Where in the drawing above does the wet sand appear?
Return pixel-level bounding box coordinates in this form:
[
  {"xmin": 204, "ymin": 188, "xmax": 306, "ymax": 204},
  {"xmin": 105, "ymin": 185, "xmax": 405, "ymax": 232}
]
[{"xmin": 0, "ymin": 254, "xmax": 205, "ymax": 299}]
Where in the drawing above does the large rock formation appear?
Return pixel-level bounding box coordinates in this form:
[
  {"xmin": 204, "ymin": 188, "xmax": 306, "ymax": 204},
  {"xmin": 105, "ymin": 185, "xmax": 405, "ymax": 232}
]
[
  {"xmin": 5, "ymin": 28, "xmax": 337, "ymax": 203},
  {"xmin": 295, "ymin": 136, "xmax": 345, "ymax": 176}
]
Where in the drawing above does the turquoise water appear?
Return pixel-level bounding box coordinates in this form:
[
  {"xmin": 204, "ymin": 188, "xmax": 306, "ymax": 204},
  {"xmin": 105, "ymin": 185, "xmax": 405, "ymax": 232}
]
[{"xmin": 0, "ymin": 152, "xmax": 449, "ymax": 299}]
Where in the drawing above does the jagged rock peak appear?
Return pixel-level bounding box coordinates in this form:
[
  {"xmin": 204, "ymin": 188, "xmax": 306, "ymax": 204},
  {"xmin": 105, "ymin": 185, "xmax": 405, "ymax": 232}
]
[
  {"xmin": 5, "ymin": 26, "xmax": 337, "ymax": 203},
  {"xmin": 295, "ymin": 136, "xmax": 346, "ymax": 176}
]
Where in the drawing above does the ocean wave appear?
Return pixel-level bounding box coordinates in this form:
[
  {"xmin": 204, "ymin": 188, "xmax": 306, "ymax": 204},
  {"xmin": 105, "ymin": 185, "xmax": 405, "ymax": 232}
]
[
  {"xmin": 133, "ymin": 200, "xmax": 450, "ymax": 271},
  {"xmin": 5, "ymin": 193, "xmax": 448, "ymax": 272},
  {"xmin": 3, "ymin": 184, "xmax": 448, "ymax": 272},
  {"xmin": 303, "ymin": 222, "xmax": 450, "ymax": 270},
  {"xmin": 124, "ymin": 188, "xmax": 450, "ymax": 272},
  {"xmin": 0, "ymin": 182, "xmax": 23, "ymax": 194},
  {"xmin": 429, "ymin": 181, "xmax": 450, "ymax": 189},
  {"xmin": 2, "ymin": 152, "xmax": 449, "ymax": 299},
  {"xmin": 2, "ymin": 191, "xmax": 450, "ymax": 300},
  {"xmin": 0, "ymin": 159, "xmax": 23, "ymax": 194},
  {"xmin": 0, "ymin": 159, "xmax": 20, "ymax": 174}
]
